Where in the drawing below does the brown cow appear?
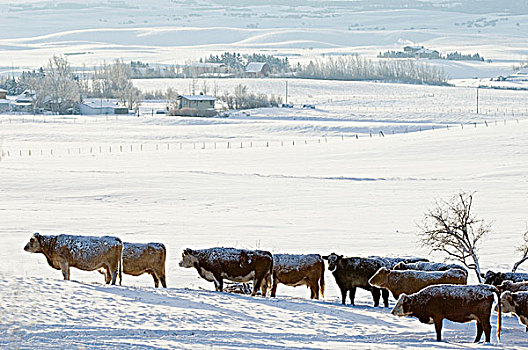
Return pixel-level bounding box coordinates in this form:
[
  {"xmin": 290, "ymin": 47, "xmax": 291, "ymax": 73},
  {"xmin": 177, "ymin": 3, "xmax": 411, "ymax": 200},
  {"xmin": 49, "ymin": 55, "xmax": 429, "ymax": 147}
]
[
  {"xmin": 391, "ymin": 284, "xmax": 502, "ymax": 343},
  {"xmin": 369, "ymin": 267, "xmax": 467, "ymax": 299},
  {"xmin": 100, "ymin": 242, "xmax": 167, "ymax": 288},
  {"xmin": 393, "ymin": 261, "xmax": 468, "ymax": 276},
  {"xmin": 500, "ymin": 291, "xmax": 528, "ymax": 330},
  {"xmin": 498, "ymin": 280, "xmax": 528, "ymax": 293},
  {"xmin": 179, "ymin": 247, "xmax": 273, "ymax": 296},
  {"xmin": 23, "ymin": 232, "xmax": 122, "ymax": 285},
  {"xmin": 271, "ymin": 253, "xmax": 325, "ymax": 299}
]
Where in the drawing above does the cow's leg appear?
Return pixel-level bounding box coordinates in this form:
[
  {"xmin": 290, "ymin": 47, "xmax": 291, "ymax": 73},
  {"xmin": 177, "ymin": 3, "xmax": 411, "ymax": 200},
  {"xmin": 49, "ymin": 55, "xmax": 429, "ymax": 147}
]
[
  {"xmin": 312, "ymin": 281, "xmax": 320, "ymax": 300},
  {"xmin": 152, "ymin": 273, "xmax": 160, "ymax": 288},
  {"xmin": 481, "ymin": 316, "xmax": 492, "ymax": 343},
  {"xmin": 160, "ymin": 275, "xmax": 167, "ymax": 288},
  {"xmin": 349, "ymin": 287, "xmax": 357, "ymax": 306},
  {"xmin": 340, "ymin": 288, "xmax": 347, "ymax": 305},
  {"xmin": 105, "ymin": 270, "xmax": 111, "ymax": 284},
  {"xmin": 433, "ymin": 318, "xmax": 443, "ymax": 342},
  {"xmin": 382, "ymin": 289, "xmax": 390, "ymax": 308},
  {"xmin": 271, "ymin": 275, "xmax": 278, "ymax": 297},
  {"xmin": 474, "ymin": 320, "xmax": 483, "ymax": 343},
  {"xmin": 371, "ymin": 288, "xmax": 381, "ymax": 307},
  {"xmin": 252, "ymin": 275, "xmax": 264, "ymax": 297},
  {"xmin": 109, "ymin": 266, "xmax": 118, "ymax": 285},
  {"xmin": 59, "ymin": 260, "xmax": 70, "ymax": 281},
  {"xmin": 214, "ymin": 277, "xmax": 223, "ymax": 292}
]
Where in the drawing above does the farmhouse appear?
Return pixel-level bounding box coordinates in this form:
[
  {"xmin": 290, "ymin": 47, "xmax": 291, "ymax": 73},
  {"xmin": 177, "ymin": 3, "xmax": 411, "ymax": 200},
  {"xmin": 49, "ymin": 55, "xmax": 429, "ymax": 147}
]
[
  {"xmin": 11, "ymin": 90, "xmax": 35, "ymax": 113},
  {"xmin": 245, "ymin": 62, "xmax": 271, "ymax": 77},
  {"xmin": 177, "ymin": 95, "xmax": 216, "ymax": 110},
  {"xmin": 79, "ymin": 99, "xmax": 129, "ymax": 115}
]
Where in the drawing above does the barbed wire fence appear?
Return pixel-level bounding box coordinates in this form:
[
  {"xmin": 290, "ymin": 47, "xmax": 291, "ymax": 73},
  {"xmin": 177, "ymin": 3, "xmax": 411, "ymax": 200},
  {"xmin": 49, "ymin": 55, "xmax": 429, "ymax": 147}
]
[{"xmin": 0, "ymin": 116, "xmax": 523, "ymax": 160}]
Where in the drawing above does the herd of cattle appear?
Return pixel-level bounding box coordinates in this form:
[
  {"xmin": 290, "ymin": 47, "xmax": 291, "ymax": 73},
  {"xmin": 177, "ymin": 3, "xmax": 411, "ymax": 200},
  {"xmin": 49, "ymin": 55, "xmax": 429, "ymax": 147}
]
[{"xmin": 23, "ymin": 232, "xmax": 528, "ymax": 343}]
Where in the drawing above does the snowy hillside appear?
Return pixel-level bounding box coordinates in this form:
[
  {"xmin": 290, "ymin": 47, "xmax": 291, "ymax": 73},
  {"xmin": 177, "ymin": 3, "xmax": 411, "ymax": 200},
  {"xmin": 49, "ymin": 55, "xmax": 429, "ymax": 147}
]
[
  {"xmin": 0, "ymin": 0, "xmax": 526, "ymax": 78},
  {"xmin": 1, "ymin": 102, "xmax": 528, "ymax": 347}
]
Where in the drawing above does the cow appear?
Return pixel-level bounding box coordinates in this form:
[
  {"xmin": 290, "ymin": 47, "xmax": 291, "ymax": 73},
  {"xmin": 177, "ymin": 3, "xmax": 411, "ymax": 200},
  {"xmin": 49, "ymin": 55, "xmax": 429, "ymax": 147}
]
[
  {"xmin": 322, "ymin": 253, "xmax": 389, "ymax": 307},
  {"xmin": 23, "ymin": 232, "xmax": 122, "ymax": 285},
  {"xmin": 369, "ymin": 267, "xmax": 467, "ymax": 299},
  {"xmin": 391, "ymin": 284, "xmax": 502, "ymax": 343},
  {"xmin": 499, "ymin": 291, "xmax": 528, "ymax": 331},
  {"xmin": 179, "ymin": 247, "xmax": 273, "ymax": 296},
  {"xmin": 100, "ymin": 242, "xmax": 167, "ymax": 288},
  {"xmin": 393, "ymin": 261, "xmax": 468, "ymax": 276},
  {"xmin": 483, "ymin": 271, "xmax": 528, "ymax": 286},
  {"xmin": 370, "ymin": 256, "xmax": 429, "ymax": 269},
  {"xmin": 498, "ymin": 280, "xmax": 528, "ymax": 293},
  {"xmin": 271, "ymin": 253, "xmax": 325, "ymax": 299}
]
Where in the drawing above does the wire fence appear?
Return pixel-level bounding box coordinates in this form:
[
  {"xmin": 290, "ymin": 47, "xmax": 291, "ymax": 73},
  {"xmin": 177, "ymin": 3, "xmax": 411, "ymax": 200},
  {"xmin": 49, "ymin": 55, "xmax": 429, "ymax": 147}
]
[{"xmin": 1, "ymin": 118, "xmax": 522, "ymax": 161}]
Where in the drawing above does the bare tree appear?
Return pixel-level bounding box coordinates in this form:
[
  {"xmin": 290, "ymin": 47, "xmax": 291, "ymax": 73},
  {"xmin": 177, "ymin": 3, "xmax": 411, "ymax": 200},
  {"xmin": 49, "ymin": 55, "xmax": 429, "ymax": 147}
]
[
  {"xmin": 512, "ymin": 227, "xmax": 528, "ymax": 272},
  {"xmin": 419, "ymin": 191, "xmax": 491, "ymax": 283}
]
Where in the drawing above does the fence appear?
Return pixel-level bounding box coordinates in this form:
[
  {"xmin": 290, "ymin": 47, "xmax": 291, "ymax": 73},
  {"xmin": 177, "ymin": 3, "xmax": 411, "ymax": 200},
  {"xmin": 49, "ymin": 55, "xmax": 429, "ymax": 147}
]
[{"xmin": 0, "ymin": 118, "xmax": 522, "ymax": 161}]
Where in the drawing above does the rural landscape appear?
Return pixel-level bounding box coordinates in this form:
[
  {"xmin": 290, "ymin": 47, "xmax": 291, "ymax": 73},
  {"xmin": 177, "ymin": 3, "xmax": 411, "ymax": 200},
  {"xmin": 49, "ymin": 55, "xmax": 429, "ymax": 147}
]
[{"xmin": 1, "ymin": 0, "xmax": 528, "ymax": 349}]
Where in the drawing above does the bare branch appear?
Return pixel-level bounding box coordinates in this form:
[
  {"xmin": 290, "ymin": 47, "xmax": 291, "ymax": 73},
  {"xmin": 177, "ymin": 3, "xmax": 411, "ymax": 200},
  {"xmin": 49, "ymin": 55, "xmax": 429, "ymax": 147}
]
[{"xmin": 418, "ymin": 191, "xmax": 489, "ymax": 283}]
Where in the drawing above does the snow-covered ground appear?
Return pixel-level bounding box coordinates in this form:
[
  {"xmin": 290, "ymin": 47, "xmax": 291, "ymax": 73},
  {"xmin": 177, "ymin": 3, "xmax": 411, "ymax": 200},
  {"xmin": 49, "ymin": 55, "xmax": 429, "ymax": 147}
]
[
  {"xmin": 0, "ymin": 0, "xmax": 526, "ymax": 78},
  {"xmin": 1, "ymin": 97, "xmax": 528, "ymax": 347}
]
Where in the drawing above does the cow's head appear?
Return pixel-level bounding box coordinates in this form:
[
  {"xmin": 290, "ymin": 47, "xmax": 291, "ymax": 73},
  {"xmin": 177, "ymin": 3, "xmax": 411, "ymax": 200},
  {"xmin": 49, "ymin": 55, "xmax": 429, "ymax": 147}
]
[
  {"xmin": 179, "ymin": 248, "xmax": 198, "ymax": 268},
  {"xmin": 322, "ymin": 253, "xmax": 342, "ymax": 272},
  {"xmin": 483, "ymin": 271, "xmax": 503, "ymax": 286},
  {"xmin": 369, "ymin": 267, "xmax": 390, "ymax": 288},
  {"xmin": 391, "ymin": 294, "xmax": 412, "ymax": 317},
  {"xmin": 499, "ymin": 291, "xmax": 516, "ymax": 313},
  {"xmin": 24, "ymin": 233, "xmax": 42, "ymax": 253},
  {"xmin": 392, "ymin": 262, "xmax": 406, "ymax": 270}
]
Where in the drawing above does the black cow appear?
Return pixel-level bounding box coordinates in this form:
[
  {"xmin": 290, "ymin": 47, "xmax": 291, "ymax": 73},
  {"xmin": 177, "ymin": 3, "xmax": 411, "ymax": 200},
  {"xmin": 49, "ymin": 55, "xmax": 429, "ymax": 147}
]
[
  {"xmin": 323, "ymin": 253, "xmax": 389, "ymax": 307},
  {"xmin": 483, "ymin": 271, "xmax": 528, "ymax": 286}
]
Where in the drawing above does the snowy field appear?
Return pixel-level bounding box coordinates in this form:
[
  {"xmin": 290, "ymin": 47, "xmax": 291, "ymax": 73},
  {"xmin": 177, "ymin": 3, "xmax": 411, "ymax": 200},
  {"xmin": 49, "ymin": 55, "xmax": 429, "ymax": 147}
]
[
  {"xmin": 0, "ymin": 0, "xmax": 526, "ymax": 78},
  {"xmin": 1, "ymin": 96, "xmax": 528, "ymax": 348}
]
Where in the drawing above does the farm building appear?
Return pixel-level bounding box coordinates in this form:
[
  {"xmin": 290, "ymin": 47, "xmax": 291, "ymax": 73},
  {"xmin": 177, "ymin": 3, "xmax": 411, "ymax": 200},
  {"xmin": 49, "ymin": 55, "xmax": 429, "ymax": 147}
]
[
  {"xmin": 0, "ymin": 89, "xmax": 8, "ymax": 112},
  {"xmin": 245, "ymin": 62, "xmax": 271, "ymax": 77},
  {"xmin": 79, "ymin": 99, "xmax": 129, "ymax": 115},
  {"xmin": 177, "ymin": 95, "xmax": 216, "ymax": 110},
  {"xmin": 10, "ymin": 90, "xmax": 35, "ymax": 113}
]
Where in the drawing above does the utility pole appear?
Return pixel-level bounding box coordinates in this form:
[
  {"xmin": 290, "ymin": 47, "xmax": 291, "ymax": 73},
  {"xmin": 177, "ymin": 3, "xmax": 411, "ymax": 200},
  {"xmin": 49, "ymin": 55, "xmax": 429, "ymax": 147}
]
[
  {"xmin": 476, "ymin": 86, "xmax": 479, "ymax": 114},
  {"xmin": 285, "ymin": 80, "xmax": 288, "ymax": 104}
]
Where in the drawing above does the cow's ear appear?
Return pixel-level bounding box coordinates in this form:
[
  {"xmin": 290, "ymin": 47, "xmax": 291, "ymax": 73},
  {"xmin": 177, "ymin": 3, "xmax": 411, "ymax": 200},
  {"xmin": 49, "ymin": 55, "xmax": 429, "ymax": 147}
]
[
  {"xmin": 338, "ymin": 255, "xmax": 343, "ymax": 259},
  {"xmin": 34, "ymin": 232, "xmax": 41, "ymax": 242},
  {"xmin": 322, "ymin": 255, "xmax": 329, "ymax": 260},
  {"xmin": 184, "ymin": 248, "xmax": 192, "ymax": 255}
]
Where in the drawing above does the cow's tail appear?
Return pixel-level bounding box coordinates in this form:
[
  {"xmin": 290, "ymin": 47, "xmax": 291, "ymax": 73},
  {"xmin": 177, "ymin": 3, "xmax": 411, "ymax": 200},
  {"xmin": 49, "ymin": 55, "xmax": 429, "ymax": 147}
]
[
  {"xmin": 118, "ymin": 242, "xmax": 123, "ymax": 286},
  {"xmin": 319, "ymin": 260, "xmax": 325, "ymax": 299},
  {"xmin": 493, "ymin": 286, "xmax": 502, "ymax": 342},
  {"xmin": 266, "ymin": 253, "xmax": 274, "ymax": 297}
]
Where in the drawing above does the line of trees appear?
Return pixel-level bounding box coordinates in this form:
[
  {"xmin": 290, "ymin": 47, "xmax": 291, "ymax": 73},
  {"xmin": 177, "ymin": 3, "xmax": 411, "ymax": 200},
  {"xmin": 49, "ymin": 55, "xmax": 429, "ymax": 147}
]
[
  {"xmin": 419, "ymin": 191, "xmax": 528, "ymax": 283},
  {"xmin": 378, "ymin": 50, "xmax": 485, "ymax": 62},
  {"xmin": 297, "ymin": 56, "xmax": 447, "ymax": 85},
  {"xmin": 219, "ymin": 84, "xmax": 282, "ymax": 110}
]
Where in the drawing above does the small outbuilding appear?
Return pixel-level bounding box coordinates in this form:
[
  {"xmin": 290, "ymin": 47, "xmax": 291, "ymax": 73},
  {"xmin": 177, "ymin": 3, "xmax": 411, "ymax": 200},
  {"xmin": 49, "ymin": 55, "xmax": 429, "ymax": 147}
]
[
  {"xmin": 80, "ymin": 100, "xmax": 129, "ymax": 115},
  {"xmin": 245, "ymin": 62, "xmax": 271, "ymax": 77},
  {"xmin": 177, "ymin": 95, "xmax": 216, "ymax": 110}
]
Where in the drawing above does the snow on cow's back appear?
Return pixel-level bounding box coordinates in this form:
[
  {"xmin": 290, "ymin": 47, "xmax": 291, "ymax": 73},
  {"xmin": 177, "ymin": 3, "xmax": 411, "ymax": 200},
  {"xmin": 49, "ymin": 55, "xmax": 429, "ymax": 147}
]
[
  {"xmin": 273, "ymin": 254, "xmax": 321, "ymax": 272},
  {"xmin": 197, "ymin": 247, "xmax": 270, "ymax": 265},
  {"xmin": 416, "ymin": 284, "xmax": 497, "ymax": 301},
  {"xmin": 57, "ymin": 234, "xmax": 121, "ymax": 260}
]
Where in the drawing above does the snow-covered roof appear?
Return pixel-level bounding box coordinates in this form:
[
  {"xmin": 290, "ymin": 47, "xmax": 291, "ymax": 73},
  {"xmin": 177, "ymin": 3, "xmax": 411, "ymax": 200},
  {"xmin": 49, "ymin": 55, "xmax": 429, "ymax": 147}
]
[
  {"xmin": 245, "ymin": 62, "xmax": 268, "ymax": 73},
  {"xmin": 81, "ymin": 99, "xmax": 124, "ymax": 109},
  {"xmin": 179, "ymin": 95, "xmax": 216, "ymax": 101},
  {"xmin": 0, "ymin": 89, "xmax": 7, "ymax": 93}
]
